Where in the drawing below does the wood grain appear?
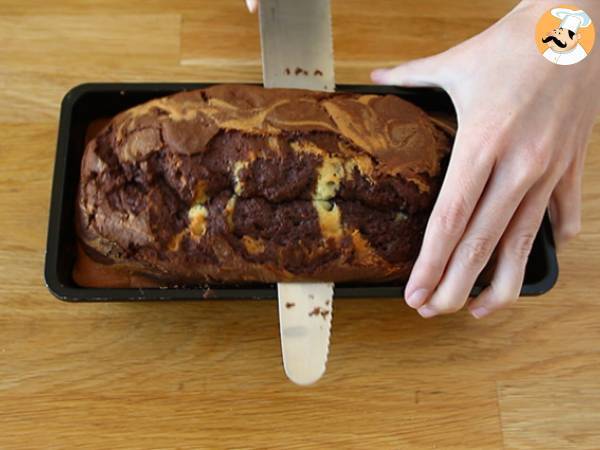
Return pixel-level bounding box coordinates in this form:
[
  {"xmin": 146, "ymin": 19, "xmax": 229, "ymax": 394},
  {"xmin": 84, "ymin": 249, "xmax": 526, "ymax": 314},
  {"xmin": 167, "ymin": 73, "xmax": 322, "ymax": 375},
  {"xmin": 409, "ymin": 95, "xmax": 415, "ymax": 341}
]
[{"xmin": 1, "ymin": 0, "xmax": 599, "ymax": 448}]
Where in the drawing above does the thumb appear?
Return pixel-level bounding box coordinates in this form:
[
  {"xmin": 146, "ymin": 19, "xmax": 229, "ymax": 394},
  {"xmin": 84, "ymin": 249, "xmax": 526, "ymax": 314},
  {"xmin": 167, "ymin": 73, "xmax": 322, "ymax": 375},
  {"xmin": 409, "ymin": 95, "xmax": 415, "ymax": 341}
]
[{"xmin": 371, "ymin": 54, "xmax": 446, "ymax": 87}]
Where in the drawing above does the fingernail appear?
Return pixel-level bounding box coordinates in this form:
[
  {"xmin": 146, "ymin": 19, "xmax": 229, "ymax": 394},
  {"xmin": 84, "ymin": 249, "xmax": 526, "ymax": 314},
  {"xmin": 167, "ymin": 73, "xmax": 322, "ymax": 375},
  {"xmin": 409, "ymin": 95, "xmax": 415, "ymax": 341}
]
[
  {"xmin": 370, "ymin": 69, "xmax": 386, "ymax": 82},
  {"xmin": 470, "ymin": 306, "xmax": 489, "ymax": 319},
  {"xmin": 418, "ymin": 305, "xmax": 437, "ymax": 318},
  {"xmin": 406, "ymin": 288, "xmax": 428, "ymax": 308}
]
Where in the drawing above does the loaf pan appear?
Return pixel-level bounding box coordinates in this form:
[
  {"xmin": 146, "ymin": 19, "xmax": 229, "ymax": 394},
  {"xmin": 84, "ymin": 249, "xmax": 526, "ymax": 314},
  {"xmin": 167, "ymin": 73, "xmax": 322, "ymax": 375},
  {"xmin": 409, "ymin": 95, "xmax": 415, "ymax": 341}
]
[{"xmin": 44, "ymin": 83, "xmax": 558, "ymax": 301}]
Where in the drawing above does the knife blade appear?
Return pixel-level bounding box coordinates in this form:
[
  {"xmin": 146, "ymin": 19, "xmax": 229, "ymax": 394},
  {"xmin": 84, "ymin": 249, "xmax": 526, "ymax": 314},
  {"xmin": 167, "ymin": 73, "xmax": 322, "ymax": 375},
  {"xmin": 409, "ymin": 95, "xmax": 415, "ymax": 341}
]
[
  {"xmin": 277, "ymin": 282, "xmax": 334, "ymax": 385},
  {"xmin": 259, "ymin": 0, "xmax": 335, "ymax": 91},
  {"xmin": 259, "ymin": 0, "xmax": 335, "ymax": 385}
]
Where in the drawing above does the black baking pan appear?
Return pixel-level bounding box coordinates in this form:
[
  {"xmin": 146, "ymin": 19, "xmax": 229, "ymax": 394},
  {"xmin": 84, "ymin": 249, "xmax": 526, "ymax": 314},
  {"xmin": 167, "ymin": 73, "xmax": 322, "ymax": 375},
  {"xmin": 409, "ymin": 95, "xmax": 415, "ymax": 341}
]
[{"xmin": 44, "ymin": 83, "xmax": 558, "ymax": 301}]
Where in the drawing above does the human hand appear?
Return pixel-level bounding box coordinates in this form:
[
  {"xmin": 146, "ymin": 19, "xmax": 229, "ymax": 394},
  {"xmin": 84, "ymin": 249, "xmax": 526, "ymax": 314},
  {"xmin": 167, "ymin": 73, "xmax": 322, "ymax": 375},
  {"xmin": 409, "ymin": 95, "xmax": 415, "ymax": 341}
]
[
  {"xmin": 245, "ymin": 0, "xmax": 258, "ymax": 13},
  {"xmin": 371, "ymin": 0, "xmax": 600, "ymax": 319}
]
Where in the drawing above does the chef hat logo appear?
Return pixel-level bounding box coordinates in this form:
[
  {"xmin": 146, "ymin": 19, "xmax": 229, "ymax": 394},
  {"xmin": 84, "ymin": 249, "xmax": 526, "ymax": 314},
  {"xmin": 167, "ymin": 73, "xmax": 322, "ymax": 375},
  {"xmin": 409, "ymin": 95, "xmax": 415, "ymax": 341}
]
[
  {"xmin": 551, "ymin": 8, "xmax": 592, "ymax": 33},
  {"xmin": 535, "ymin": 5, "xmax": 595, "ymax": 66}
]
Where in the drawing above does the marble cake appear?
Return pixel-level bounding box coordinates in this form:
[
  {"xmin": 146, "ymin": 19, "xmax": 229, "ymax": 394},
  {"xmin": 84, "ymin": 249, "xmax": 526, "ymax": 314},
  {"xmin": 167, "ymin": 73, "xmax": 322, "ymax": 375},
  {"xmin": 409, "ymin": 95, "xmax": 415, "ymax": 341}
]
[{"xmin": 76, "ymin": 84, "xmax": 452, "ymax": 285}]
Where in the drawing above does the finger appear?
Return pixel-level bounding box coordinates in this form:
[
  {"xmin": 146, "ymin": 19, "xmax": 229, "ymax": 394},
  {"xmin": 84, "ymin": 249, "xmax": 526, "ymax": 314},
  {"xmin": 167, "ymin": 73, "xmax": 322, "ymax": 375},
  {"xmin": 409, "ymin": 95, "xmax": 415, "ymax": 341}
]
[
  {"xmin": 371, "ymin": 54, "xmax": 446, "ymax": 87},
  {"xmin": 550, "ymin": 181, "xmax": 582, "ymax": 250},
  {"xmin": 549, "ymin": 153, "xmax": 584, "ymax": 249},
  {"xmin": 404, "ymin": 130, "xmax": 495, "ymax": 309},
  {"xmin": 548, "ymin": 195, "xmax": 559, "ymax": 231},
  {"xmin": 468, "ymin": 182, "xmax": 552, "ymax": 319},
  {"xmin": 417, "ymin": 155, "xmax": 536, "ymax": 318},
  {"xmin": 245, "ymin": 0, "xmax": 258, "ymax": 13}
]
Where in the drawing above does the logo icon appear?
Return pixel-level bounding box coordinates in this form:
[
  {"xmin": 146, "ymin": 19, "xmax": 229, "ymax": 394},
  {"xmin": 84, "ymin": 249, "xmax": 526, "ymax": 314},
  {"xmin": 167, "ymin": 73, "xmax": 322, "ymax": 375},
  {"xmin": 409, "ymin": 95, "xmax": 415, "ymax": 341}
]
[{"xmin": 536, "ymin": 6, "xmax": 595, "ymax": 65}]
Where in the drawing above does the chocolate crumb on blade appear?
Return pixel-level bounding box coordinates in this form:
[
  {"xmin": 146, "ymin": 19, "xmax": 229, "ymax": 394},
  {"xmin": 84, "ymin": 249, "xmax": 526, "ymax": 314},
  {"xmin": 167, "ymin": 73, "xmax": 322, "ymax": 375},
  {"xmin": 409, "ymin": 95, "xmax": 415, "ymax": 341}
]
[
  {"xmin": 75, "ymin": 84, "xmax": 453, "ymax": 287},
  {"xmin": 307, "ymin": 306, "xmax": 330, "ymax": 319},
  {"xmin": 308, "ymin": 306, "xmax": 326, "ymax": 316}
]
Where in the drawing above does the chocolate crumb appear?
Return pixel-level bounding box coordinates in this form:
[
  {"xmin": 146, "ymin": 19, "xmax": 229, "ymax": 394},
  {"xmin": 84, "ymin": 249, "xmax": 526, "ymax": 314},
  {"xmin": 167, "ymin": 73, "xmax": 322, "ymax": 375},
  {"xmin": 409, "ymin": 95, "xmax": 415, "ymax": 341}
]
[
  {"xmin": 309, "ymin": 307, "xmax": 321, "ymax": 317},
  {"xmin": 284, "ymin": 67, "xmax": 291, "ymax": 75},
  {"xmin": 308, "ymin": 294, "xmax": 315, "ymax": 300},
  {"xmin": 295, "ymin": 67, "xmax": 303, "ymax": 75},
  {"xmin": 309, "ymin": 306, "xmax": 330, "ymax": 319},
  {"xmin": 302, "ymin": 70, "xmax": 308, "ymax": 76},
  {"xmin": 325, "ymin": 300, "xmax": 330, "ymax": 306},
  {"xmin": 285, "ymin": 302, "xmax": 295, "ymax": 309},
  {"xmin": 314, "ymin": 69, "xmax": 323, "ymax": 76}
]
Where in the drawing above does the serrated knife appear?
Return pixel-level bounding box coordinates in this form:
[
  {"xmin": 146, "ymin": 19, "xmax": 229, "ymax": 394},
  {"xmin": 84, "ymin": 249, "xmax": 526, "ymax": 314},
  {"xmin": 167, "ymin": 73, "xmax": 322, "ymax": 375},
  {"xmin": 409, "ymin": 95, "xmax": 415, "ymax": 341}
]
[{"xmin": 259, "ymin": 0, "xmax": 335, "ymax": 385}]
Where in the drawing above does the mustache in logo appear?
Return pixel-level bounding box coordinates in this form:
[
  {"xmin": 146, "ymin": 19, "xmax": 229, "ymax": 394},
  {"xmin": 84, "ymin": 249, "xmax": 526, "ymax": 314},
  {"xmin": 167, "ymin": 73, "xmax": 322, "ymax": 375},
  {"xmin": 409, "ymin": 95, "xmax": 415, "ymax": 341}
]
[{"xmin": 542, "ymin": 35, "xmax": 567, "ymax": 48}]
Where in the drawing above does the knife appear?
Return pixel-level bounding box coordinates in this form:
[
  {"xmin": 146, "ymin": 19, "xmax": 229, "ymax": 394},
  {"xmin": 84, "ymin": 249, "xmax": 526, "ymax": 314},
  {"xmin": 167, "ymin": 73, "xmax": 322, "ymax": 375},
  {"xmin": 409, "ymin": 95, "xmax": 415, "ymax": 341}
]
[{"xmin": 259, "ymin": 0, "xmax": 335, "ymax": 385}]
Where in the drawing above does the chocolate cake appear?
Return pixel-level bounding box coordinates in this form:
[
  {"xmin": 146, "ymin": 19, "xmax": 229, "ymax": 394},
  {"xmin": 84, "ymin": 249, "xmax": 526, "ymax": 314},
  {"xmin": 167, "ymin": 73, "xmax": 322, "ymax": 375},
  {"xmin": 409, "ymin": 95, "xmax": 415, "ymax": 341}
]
[{"xmin": 76, "ymin": 84, "xmax": 452, "ymax": 285}]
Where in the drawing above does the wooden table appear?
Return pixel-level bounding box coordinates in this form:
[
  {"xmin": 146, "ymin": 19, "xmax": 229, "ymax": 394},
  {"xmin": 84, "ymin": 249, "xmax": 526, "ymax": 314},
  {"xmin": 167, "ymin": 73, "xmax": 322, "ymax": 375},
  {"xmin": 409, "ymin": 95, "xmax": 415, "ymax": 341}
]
[{"xmin": 1, "ymin": 1, "xmax": 599, "ymax": 448}]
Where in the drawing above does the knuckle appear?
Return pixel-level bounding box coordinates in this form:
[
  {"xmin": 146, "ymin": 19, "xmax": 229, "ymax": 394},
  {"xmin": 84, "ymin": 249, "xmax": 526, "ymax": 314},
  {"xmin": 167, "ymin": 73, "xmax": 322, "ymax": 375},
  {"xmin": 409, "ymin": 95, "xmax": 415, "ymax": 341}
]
[
  {"xmin": 559, "ymin": 221, "xmax": 581, "ymax": 242},
  {"xmin": 459, "ymin": 236, "xmax": 495, "ymax": 269},
  {"xmin": 513, "ymin": 231, "xmax": 537, "ymax": 261},
  {"xmin": 494, "ymin": 292, "xmax": 519, "ymax": 309},
  {"xmin": 522, "ymin": 144, "xmax": 551, "ymax": 176},
  {"xmin": 490, "ymin": 285, "xmax": 520, "ymax": 309},
  {"xmin": 433, "ymin": 198, "xmax": 470, "ymax": 237},
  {"xmin": 512, "ymin": 165, "xmax": 536, "ymax": 191},
  {"xmin": 511, "ymin": 166, "xmax": 543, "ymax": 193}
]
